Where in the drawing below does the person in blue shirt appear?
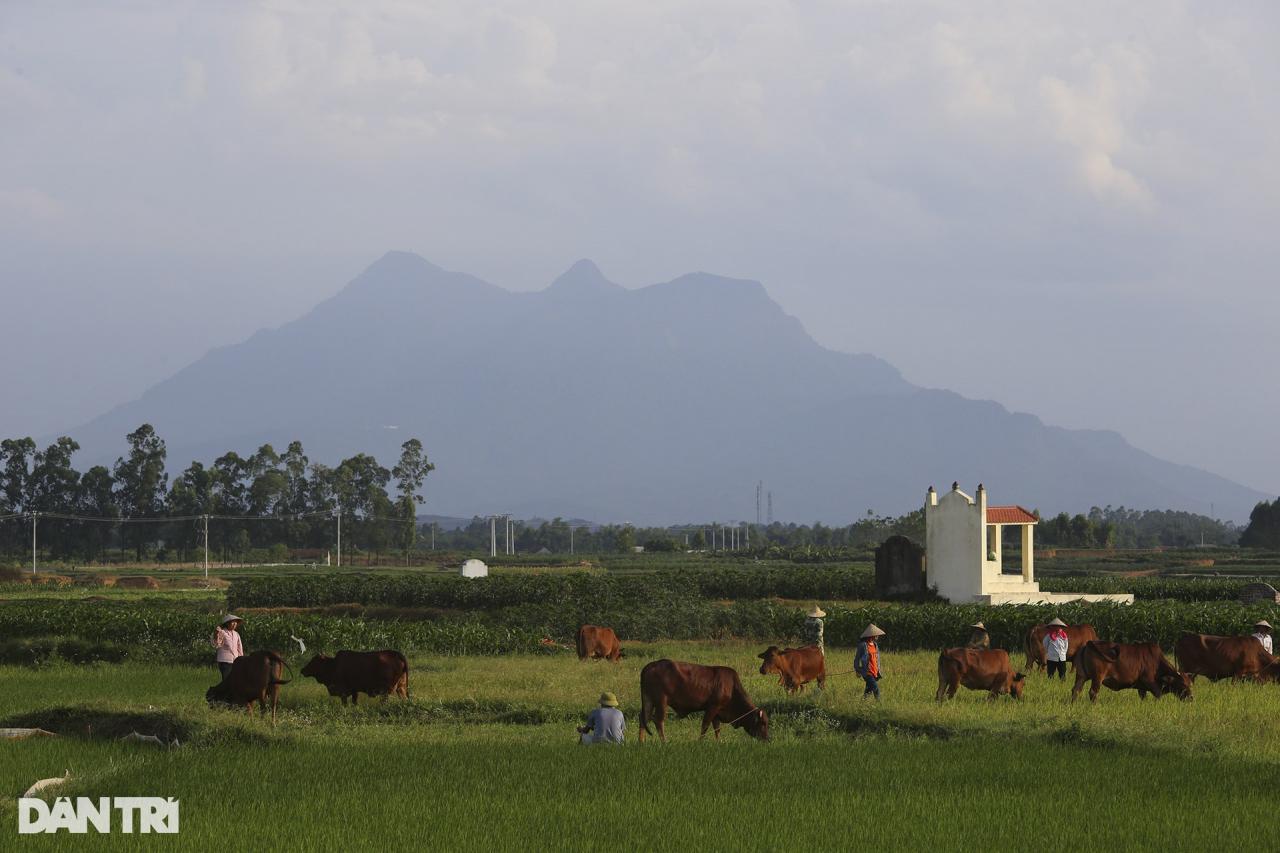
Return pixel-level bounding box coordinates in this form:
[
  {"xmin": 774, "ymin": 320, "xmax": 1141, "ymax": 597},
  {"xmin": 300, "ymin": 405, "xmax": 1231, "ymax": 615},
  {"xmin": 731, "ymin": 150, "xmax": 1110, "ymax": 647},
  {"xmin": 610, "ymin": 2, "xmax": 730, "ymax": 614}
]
[{"xmin": 577, "ymin": 691, "xmax": 625, "ymax": 744}]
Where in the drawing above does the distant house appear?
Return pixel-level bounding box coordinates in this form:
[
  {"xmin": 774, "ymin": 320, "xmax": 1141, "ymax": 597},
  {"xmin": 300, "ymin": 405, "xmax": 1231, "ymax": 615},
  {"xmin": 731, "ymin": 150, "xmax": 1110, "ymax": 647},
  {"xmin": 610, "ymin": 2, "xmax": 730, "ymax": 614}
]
[{"xmin": 925, "ymin": 483, "xmax": 1131, "ymax": 605}]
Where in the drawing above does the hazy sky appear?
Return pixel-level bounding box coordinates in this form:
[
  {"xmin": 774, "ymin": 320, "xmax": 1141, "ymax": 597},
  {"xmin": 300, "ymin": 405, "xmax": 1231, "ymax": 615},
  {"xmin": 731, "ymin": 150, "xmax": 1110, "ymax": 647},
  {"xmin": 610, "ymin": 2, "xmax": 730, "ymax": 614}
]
[{"xmin": 2, "ymin": 2, "xmax": 1278, "ymax": 502}]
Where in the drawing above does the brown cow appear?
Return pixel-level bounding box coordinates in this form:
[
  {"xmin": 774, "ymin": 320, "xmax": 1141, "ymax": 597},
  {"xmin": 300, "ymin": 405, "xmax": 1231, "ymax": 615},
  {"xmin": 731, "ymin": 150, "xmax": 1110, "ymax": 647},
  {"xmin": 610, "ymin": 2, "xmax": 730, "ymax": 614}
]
[
  {"xmin": 758, "ymin": 646, "xmax": 826, "ymax": 694},
  {"xmin": 638, "ymin": 659, "xmax": 768, "ymax": 742},
  {"xmin": 300, "ymin": 650, "xmax": 410, "ymax": 705},
  {"xmin": 1071, "ymin": 641, "xmax": 1192, "ymax": 703},
  {"xmin": 1174, "ymin": 633, "xmax": 1280, "ymax": 683},
  {"xmin": 206, "ymin": 650, "xmax": 291, "ymax": 723},
  {"xmin": 936, "ymin": 648, "xmax": 1025, "ymax": 701},
  {"xmin": 576, "ymin": 625, "xmax": 623, "ymax": 662},
  {"xmin": 1025, "ymin": 623, "xmax": 1099, "ymax": 672}
]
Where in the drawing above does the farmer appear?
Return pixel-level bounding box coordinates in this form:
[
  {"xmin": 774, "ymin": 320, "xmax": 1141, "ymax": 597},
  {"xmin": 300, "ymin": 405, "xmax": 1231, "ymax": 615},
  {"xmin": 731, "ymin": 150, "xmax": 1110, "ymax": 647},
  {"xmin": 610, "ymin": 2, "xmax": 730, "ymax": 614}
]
[
  {"xmin": 212, "ymin": 614, "xmax": 244, "ymax": 679},
  {"xmin": 1253, "ymin": 620, "xmax": 1274, "ymax": 655},
  {"xmin": 854, "ymin": 624, "xmax": 885, "ymax": 701},
  {"xmin": 577, "ymin": 691, "xmax": 625, "ymax": 744},
  {"xmin": 1043, "ymin": 617, "xmax": 1070, "ymax": 680},
  {"xmin": 966, "ymin": 621, "xmax": 990, "ymax": 650},
  {"xmin": 803, "ymin": 606, "xmax": 826, "ymax": 655}
]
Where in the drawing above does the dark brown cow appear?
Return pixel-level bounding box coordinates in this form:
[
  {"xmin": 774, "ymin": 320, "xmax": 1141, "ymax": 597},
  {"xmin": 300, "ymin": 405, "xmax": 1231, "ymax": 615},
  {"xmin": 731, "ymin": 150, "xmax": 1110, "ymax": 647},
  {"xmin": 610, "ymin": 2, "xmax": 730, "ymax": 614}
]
[
  {"xmin": 206, "ymin": 650, "xmax": 291, "ymax": 723},
  {"xmin": 1072, "ymin": 641, "xmax": 1192, "ymax": 703},
  {"xmin": 758, "ymin": 646, "xmax": 826, "ymax": 694},
  {"xmin": 1174, "ymin": 633, "xmax": 1280, "ymax": 683},
  {"xmin": 638, "ymin": 659, "xmax": 768, "ymax": 742},
  {"xmin": 936, "ymin": 648, "xmax": 1025, "ymax": 701},
  {"xmin": 1024, "ymin": 623, "xmax": 1099, "ymax": 672},
  {"xmin": 575, "ymin": 625, "xmax": 623, "ymax": 662},
  {"xmin": 300, "ymin": 650, "xmax": 410, "ymax": 705}
]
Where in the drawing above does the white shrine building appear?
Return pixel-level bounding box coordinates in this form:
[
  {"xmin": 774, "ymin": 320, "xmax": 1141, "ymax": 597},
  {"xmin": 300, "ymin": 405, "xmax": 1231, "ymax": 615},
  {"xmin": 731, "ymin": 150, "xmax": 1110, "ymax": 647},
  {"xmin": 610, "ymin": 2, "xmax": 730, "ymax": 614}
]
[{"xmin": 925, "ymin": 483, "xmax": 1132, "ymax": 605}]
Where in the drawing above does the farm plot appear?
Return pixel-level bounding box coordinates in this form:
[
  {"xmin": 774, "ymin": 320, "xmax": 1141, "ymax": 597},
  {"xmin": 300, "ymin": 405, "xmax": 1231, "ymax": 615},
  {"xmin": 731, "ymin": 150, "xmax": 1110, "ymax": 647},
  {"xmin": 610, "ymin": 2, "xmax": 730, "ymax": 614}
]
[{"xmin": 5, "ymin": 643, "xmax": 1280, "ymax": 849}]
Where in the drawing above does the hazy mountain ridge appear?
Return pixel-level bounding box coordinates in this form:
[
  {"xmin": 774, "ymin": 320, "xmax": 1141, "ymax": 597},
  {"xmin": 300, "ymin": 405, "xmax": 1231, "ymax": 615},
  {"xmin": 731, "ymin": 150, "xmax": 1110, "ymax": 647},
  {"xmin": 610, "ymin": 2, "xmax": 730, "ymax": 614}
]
[{"xmin": 63, "ymin": 252, "xmax": 1266, "ymax": 523}]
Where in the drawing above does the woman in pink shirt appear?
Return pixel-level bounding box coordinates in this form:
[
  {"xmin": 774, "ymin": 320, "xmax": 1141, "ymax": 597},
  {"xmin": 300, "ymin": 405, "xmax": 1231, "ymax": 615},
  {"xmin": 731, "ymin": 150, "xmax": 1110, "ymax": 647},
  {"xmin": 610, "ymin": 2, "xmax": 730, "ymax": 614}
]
[{"xmin": 212, "ymin": 615, "xmax": 244, "ymax": 679}]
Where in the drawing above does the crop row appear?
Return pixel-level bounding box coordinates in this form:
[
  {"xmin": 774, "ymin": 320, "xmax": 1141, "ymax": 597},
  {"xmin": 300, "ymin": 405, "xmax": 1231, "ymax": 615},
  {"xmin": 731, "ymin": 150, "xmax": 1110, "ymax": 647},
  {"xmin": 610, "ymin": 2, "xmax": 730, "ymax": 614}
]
[
  {"xmin": 0, "ymin": 602, "xmax": 549, "ymax": 665},
  {"xmin": 1037, "ymin": 575, "xmax": 1262, "ymax": 602},
  {"xmin": 226, "ymin": 567, "xmax": 876, "ymax": 610},
  {"xmin": 3, "ymin": 596, "xmax": 1276, "ymax": 664}
]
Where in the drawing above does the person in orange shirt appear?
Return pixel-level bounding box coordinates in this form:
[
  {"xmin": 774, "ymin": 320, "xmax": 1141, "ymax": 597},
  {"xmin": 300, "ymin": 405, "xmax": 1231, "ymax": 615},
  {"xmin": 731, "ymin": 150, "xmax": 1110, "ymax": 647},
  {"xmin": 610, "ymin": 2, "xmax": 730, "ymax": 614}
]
[{"xmin": 855, "ymin": 623, "xmax": 885, "ymax": 700}]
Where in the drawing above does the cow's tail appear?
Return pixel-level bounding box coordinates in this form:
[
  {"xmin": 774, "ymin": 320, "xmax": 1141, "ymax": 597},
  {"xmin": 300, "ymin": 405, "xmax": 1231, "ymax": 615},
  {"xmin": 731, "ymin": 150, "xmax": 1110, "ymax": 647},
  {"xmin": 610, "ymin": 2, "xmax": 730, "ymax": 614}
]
[
  {"xmin": 639, "ymin": 688, "xmax": 654, "ymax": 738},
  {"xmin": 268, "ymin": 651, "xmax": 293, "ymax": 685},
  {"xmin": 397, "ymin": 651, "xmax": 411, "ymax": 700}
]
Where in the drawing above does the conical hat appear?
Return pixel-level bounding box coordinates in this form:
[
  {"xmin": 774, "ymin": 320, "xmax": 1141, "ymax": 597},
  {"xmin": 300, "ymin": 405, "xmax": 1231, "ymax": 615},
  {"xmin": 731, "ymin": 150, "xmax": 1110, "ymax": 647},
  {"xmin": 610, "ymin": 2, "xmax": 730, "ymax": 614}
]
[
  {"xmin": 807, "ymin": 607, "xmax": 826, "ymax": 618},
  {"xmin": 1046, "ymin": 617, "xmax": 1067, "ymax": 628},
  {"xmin": 220, "ymin": 614, "xmax": 242, "ymax": 626},
  {"xmin": 860, "ymin": 623, "xmax": 885, "ymax": 639},
  {"xmin": 969, "ymin": 622, "xmax": 986, "ymax": 630},
  {"xmin": 1254, "ymin": 619, "xmax": 1273, "ymax": 630}
]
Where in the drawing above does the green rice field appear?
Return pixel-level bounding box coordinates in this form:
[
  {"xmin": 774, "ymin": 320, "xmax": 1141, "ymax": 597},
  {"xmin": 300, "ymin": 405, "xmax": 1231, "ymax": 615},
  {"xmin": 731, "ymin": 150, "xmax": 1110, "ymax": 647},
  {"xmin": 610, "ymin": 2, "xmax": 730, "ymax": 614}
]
[{"xmin": 6, "ymin": 643, "xmax": 1280, "ymax": 850}]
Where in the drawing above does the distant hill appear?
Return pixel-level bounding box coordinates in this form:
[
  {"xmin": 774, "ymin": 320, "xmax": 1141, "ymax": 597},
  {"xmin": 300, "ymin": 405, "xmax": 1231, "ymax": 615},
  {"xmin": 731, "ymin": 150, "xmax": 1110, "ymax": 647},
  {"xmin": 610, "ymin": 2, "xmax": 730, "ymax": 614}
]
[{"xmin": 64, "ymin": 251, "xmax": 1267, "ymax": 523}]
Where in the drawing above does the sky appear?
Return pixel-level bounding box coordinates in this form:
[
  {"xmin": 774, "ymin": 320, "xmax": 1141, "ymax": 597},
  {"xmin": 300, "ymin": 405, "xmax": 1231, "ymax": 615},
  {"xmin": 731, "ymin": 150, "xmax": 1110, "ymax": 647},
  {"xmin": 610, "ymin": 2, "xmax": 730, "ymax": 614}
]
[{"xmin": 2, "ymin": 1, "xmax": 1278, "ymax": 503}]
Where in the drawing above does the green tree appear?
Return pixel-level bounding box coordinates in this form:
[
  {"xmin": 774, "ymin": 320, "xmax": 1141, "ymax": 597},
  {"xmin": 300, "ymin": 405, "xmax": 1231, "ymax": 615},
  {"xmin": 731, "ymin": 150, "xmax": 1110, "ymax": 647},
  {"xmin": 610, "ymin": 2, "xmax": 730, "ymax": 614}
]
[
  {"xmin": 391, "ymin": 439, "xmax": 434, "ymax": 558},
  {"xmin": 1241, "ymin": 498, "xmax": 1280, "ymax": 549},
  {"xmin": 112, "ymin": 425, "xmax": 168, "ymax": 560}
]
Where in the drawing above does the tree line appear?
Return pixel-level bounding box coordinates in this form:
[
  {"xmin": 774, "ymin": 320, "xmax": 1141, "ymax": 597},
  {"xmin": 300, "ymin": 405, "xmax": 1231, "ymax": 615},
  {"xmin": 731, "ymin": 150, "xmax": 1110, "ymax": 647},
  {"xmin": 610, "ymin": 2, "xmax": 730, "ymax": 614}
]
[
  {"xmin": 1034, "ymin": 505, "xmax": 1239, "ymax": 549},
  {"xmin": 0, "ymin": 425, "xmax": 433, "ymax": 564}
]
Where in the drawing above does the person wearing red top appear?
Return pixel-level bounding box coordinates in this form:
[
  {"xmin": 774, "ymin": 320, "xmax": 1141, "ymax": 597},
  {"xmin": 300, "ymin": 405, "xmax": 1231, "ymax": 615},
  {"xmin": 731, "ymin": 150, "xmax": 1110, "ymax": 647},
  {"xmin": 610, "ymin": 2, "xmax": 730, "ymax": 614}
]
[{"xmin": 855, "ymin": 623, "xmax": 885, "ymax": 700}]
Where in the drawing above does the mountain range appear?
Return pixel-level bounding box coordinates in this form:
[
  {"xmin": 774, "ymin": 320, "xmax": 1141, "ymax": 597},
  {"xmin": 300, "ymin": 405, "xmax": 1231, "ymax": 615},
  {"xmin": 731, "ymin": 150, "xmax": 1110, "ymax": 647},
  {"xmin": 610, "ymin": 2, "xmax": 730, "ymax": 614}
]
[{"xmin": 63, "ymin": 251, "xmax": 1266, "ymax": 524}]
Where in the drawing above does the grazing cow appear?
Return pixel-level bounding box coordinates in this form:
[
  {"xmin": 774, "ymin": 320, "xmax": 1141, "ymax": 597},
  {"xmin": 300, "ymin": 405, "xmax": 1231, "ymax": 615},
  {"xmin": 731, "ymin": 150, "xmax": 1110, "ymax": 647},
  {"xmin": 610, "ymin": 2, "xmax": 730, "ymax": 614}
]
[
  {"xmin": 638, "ymin": 659, "xmax": 768, "ymax": 742},
  {"xmin": 206, "ymin": 650, "xmax": 291, "ymax": 723},
  {"xmin": 1024, "ymin": 623, "xmax": 1099, "ymax": 672},
  {"xmin": 936, "ymin": 648, "xmax": 1025, "ymax": 701},
  {"xmin": 575, "ymin": 625, "xmax": 623, "ymax": 662},
  {"xmin": 1174, "ymin": 633, "xmax": 1280, "ymax": 684},
  {"xmin": 300, "ymin": 650, "xmax": 410, "ymax": 705},
  {"xmin": 1071, "ymin": 641, "xmax": 1192, "ymax": 703},
  {"xmin": 758, "ymin": 645, "xmax": 826, "ymax": 694}
]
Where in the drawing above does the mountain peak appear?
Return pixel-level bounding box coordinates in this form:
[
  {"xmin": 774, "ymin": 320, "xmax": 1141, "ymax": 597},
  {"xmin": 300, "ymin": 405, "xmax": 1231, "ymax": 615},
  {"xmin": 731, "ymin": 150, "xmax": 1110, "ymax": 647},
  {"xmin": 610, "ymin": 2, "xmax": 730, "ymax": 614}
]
[
  {"xmin": 361, "ymin": 250, "xmax": 442, "ymax": 279},
  {"xmin": 546, "ymin": 258, "xmax": 621, "ymax": 294}
]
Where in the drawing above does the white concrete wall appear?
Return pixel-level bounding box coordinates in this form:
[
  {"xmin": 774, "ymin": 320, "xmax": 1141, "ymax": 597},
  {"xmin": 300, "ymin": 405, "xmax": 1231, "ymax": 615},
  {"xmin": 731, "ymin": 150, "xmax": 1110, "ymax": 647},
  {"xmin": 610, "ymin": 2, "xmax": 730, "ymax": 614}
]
[{"xmin": 925, "ymin": 488, "xmax": 984, "ymax": 603}]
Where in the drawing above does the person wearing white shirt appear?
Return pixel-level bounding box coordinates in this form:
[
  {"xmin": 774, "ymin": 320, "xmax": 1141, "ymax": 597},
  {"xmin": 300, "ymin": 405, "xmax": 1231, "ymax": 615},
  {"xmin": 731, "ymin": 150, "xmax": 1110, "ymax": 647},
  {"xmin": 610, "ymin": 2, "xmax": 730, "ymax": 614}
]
[
  {"xmin": 1252, "ymin": 619, "xmax": 1273, "ymax": 655},
  {"xmin": 1042, "ymin": 617, "xmax": 1071, "ymax": 680}
]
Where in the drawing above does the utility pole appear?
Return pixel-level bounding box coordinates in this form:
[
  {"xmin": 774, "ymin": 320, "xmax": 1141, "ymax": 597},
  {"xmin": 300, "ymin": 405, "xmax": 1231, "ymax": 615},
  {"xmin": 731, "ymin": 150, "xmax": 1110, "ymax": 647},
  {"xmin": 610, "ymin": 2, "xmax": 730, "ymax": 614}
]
[
  {"xmin": 431, "ymin": 523, "xmax": 436, "ymax": 551},
  {"xmin": 31, "ymin": 511, "xmax": 38, "ymax": 574},
  {"xmin": 203, "ymin": 514, "xmax": 209, "ymax": 579},
  {"xmin": 489, "ymin": 516, "xmax": 497, "ymax": 558},
  {"xmin": 336, "ymin": 506, "xmax": 342, "ymax": 568},
  {"xmin": 570, "ymin": 525, "xmax": 575, "ymax": 555},
  {"xmin": 767, "ymin": 491, "xmax": 773, "ymax": 525}
]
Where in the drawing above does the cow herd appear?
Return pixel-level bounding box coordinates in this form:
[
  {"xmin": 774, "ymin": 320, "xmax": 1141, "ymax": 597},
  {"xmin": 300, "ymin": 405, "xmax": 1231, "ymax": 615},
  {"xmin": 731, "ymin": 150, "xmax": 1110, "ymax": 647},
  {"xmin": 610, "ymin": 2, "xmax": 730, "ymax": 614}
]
[
  {"xmin": 203, "ymin": 620, "xmax": 1279, "ymax": 735},
  {"xmin": 944, "ymin": 622, "xmax": 1280, "ymax": 704}
]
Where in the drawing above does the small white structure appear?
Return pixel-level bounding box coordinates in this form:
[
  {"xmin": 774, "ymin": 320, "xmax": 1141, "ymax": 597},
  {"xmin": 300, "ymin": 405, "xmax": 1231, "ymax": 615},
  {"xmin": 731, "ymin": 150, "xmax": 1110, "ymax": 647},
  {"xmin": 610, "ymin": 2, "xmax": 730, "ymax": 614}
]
[
  {"xmin": 925, "ymin": 483, "xmax": 1132, "ymax": 605},
  {"xmin": 460, "ymin": 558, "xmax": 489, "ymax": 579}
]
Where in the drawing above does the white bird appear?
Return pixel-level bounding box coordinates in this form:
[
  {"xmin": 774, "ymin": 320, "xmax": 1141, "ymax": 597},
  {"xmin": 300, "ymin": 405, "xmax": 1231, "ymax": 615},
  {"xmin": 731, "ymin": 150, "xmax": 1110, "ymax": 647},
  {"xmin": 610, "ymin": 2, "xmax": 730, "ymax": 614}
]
[
  {"xmin": 291, "ymin": 635, "xmax": 306, "ymax": 654},
  {"xmin": 23, "ymin": 771, "xmax": 71, "ymax": 798}
]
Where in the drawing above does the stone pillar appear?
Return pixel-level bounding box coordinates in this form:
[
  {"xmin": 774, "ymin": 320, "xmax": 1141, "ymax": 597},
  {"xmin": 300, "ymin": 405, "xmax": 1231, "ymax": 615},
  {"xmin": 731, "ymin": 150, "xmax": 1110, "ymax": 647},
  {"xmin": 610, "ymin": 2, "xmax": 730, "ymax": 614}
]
[{"xmin": 1021, "ymin": 524, "xmax": 1034, "ymax": 583}]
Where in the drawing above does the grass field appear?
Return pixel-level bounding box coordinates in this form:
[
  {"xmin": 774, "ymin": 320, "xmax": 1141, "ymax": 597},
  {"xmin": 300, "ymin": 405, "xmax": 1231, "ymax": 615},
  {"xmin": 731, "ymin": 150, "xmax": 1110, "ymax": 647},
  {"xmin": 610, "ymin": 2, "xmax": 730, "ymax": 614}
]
[{"xmin": 6, "ymin": 643, "xmax": 1280, "ymax": 849}]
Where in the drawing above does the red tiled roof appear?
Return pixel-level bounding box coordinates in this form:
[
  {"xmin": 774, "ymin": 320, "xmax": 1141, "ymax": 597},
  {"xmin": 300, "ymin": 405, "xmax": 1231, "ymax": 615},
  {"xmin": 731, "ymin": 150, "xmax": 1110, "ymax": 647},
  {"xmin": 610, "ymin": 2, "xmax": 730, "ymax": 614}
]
[{"xmin": 986, "ymin": 505, "xmax": 1037, "ymax": 524}]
